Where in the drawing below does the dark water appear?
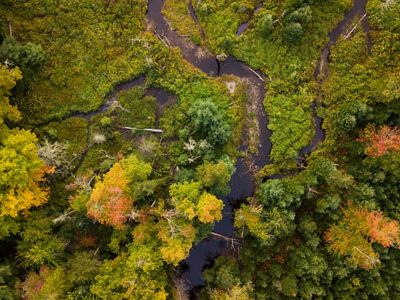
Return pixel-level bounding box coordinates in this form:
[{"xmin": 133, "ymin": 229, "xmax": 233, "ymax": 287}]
[
  {"xmin": 146, "ymin": 0, "xmax": 271, "ymax": 291},
  {"xmin": 299, "ymin": 0, "xmax": 370, "ymax": 160},
  {"xmin": 149, "ymin": 0, "xmax": 371, "ymax": 291},
  {"xmin": 71, "ymin": 75, "xmax": 173, "ymax": 128},
  {"xmin": 236, "ymin": 3, "xmax": 263, "ymax": 36},
  {"xmin": 37, "ymin": 75, "xmax": 173, "ymax": 128},
  {"xmin": 237, "ymin": 23, "xmax": 249, "ymax": 35}
]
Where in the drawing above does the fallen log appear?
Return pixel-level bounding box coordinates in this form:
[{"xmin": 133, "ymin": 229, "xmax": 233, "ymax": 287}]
[
  {"xmin": 344, "ymin": 13, "xmax": 367, "ymax": 40},
  {"xmin": 120, "ymin": 126, "xmax": 164, "ymax": 133}
]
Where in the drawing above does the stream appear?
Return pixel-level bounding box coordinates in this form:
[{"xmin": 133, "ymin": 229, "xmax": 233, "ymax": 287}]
[
  {"xmin": 147, "ymin": 0, "xmax": 272, "ymax": 293},
  {"xmin": 299, "ymin": 0, "xmax": 369, "ymax": 160},
  {"xmin": 147, "ymin": 0, "xmax": 371, "ymax": 294},
  {"xmin": 56, "ymin": 0, "xmax": 370, "ymax": 295}
]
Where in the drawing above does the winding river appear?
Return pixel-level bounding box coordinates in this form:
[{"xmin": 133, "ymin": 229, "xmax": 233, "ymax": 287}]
[
  {"xmin": 52, "ymin": 0, "xmax": 370, "ymax": 295},
  {"xmin": 146, "ymin": 0, "xmax": 371, "ymax": 294}
]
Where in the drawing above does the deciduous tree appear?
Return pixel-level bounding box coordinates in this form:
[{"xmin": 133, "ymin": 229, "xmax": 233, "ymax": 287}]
[
  {"xmin": 359, "ymin": 126, "xmax": 400, "ymax": 157},
  {"xmin": 86, "ymin": 155, "xmax": 152, "ymax": 228},
  {"xmin": 326, "ymin": 202, "xmax": 400, "ymax": 269}
]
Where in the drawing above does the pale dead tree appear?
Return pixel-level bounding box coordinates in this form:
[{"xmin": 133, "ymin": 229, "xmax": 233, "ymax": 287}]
[
  {"xmin": 184, "ymin": 138, "xmax": 209, "ymax": 164},
  {"xmin": 9, "ymin": 22, "xmax": 12, "ymax": 38},
  {"xmin": 120, "ymin": 126, "xmax": 163, "ymax": 134},
  {"xmin": 308, "ymin": 187, "xmax": 319, "ymax": 194},
  {"xmin": 127, "ymin": 209, "xmax": 141, "ymax": 222},
  {"xmin": 38, "ymin": 139, "xmax": 69, "ymax": 168},
  {"xmin": 353, "ymin": 246, "xmax": 380, "ymax": 267},
  {"xmin": 109, "ymin": 99, "xmax": 131, "ymax": 113},
  {"xmin": 4, "ymin": 59, "xmax": 12, "ymax": 67},
  {"xmin": 53, "ymin": 208, "xmax": 75, "ymax": 224},
  {"xmin": 92, "ymin": 133, "xmax": 107, "ymax": 144},
  {"xmin": 187, "ymin": 156, "xmax": 200, "ymax": 164},
  {"xmin": 156, "ymin": 33, "xmax": 171, "ymax": 48},
  {"xmin": 209, "ymin": 232, "xmax": 241, "ymax": 245},
  {"xmin": 173, "ymin": 276, "xmax": 189, "ymax": 300},
  {"xmin": 68, "ymin": 174, "xmax": 95, "ymax": 193},
  {"xmin": 272, "ymin": 10, "xmax": 287, "ymax": 25},
  {"xmin": 343, "ymin": 14, "xmax": 367, "ymax": 40},
  {"xmin": 184, "ymin": 138, "xmax": 196, "ymax": 152},
  {"xmin": 216, "ymin": 53, "xmax": 228, "ymax": 61},
  {"xmin": 162, "ymin": 209, "xmax": 179, "ymax": 237},
  {"xmin": 247, "ymin": 66, "xmax": 265, "ymax": 82},
  {"xmin": 137, "ymin": 137, "xmax": 157, "ymax": 158},
  {"xmin": 96, "ymin": 149, "xmax": 116, "ymax": 161}
]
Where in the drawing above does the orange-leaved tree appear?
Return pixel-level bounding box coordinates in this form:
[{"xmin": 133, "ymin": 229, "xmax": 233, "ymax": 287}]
[
  {"xmin": 86, "ymin": 154, "xmax": 152, "ymax": 228},
  {"xmin": 358, "ymin": 126, "xmax": 400, "ymax": 157},
  {"xmin": 325, "ymin": 202, "xmax": 400, "ymax": 269}
]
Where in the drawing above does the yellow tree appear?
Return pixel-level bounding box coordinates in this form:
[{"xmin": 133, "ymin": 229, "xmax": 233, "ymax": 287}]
[
  {"xmin": 0, "ymin": 64, "xmax": 51, "ymax": 217},
  {"xmin": 196, "ymin": 192, "xmax": 224, "ymax": 223}
]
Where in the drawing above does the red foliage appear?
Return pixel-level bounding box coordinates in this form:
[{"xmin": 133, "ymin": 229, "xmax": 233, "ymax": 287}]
[
  {"xmin": 359, "ymin": 126, "xmax": 400, "ymax": 157},
  {"xmin": 78, "ymin": 235, "xmax": 98, "ymax": 249},
  {"xmin": 326, "ymin": 202, "xmax": 400, "ymax": 269},
  {"xmin": 86, "ymin": 163, "xmax": 132, "ymax": 228},
  {"xmin": 367, "ymin": 211, "xmax": 400, "ymax": 247}
]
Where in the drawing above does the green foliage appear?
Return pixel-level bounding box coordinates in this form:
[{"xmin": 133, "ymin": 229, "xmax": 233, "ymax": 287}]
[
  {"xmin": 86, "ymin": 154, "xmax": 153, "ymax": 228},
  {"xmin": 1, "ymin": 0, "xmax": 149, "ymax": 124},
  {"xmin": 163, "ymin": 0, "xmax": 202, "ymax": 44},
  {"xmin": 1, "ymin": 0, "xmax": 400, "ymax": 299},
  {"xmin": 231, "ymin": 0, "xmax": 351, "ymax": 164},
  {"xmin": 17, "ymin": 213, "xmax": 66, "ymax": 268},
  {"xmin": 169, "ymin": 181, "xmax": 224, "ymax": 223},
  {"xmin": 0, "ymin": 64, "xmax": 21, "ymax": 124},
  {"xmin": 196, "ymin": 158, "xmax": 234, "ymax": 195},
  {"xmin": 0, "ymin": 265, "xmax": 16, "ymax": 300},
  {"xmin": 203, "ymin": 256, "xmax": 254, "ymax": 300},
  {"xmin": 257, "ymin": 13, "xmax": 274, "ymax": 37},
  {"xmin": 187, "ymin": 98, "xmax": 232, "ymax": 146},
  {"xmin": 192, "ymin": 0, "xmax": 257, "ymax": 54},
  {"xmin": 20, "ymin": 253, "xmax": 100, "ymax": 299},
  {"xmin": 91, "ymin": 243, "xmax": 168, "ymax": 300},
  {"xmin": 0, "ymin": 64, "xmax": 50, "ymax": 217},
  {"xmin": 0, "ymin": 38, "xmax": 45, "ymax": 72},
  {"xmin": 203, "ymin": 256, "xmax": 242, "ymax": 290},
  {"xmin": 283, "ymin": 22, "xmax": 304, "ymax": 43},
  {"xmin": 113, "ymin": 87, "xmax": 157, "ymax": 129}
]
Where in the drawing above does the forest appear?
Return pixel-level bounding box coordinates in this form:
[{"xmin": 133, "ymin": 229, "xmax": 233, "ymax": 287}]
[{"xmin": 0, "ymin": 0, "xmax": 399, "ymax": 299}]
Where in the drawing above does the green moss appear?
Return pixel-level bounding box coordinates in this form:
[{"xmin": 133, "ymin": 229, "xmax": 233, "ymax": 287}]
[
  {"xmin": 320, "ymin": 0, "xmax": 400, "ymax": 155},
  {"xmin": 1, "ymin": 0, "xmax": 149, "ymax": 124},
  {"xmin": 113, "ymin": 87, "xmax": 157, "ymax": 129},
  {"xmin": 40, "ymin": 117, "xmax": 88, "ymax": 158},
  {"xmin": 163, "ymin": 0, "xmax": 202, "ymax": 44},
  {"xmin": 230, "ymin": 0, "xmax": 352, "ymax": 164},
  {"xmin": 193, "ymin": 0, "xmax": 257, "ymax": 55}
]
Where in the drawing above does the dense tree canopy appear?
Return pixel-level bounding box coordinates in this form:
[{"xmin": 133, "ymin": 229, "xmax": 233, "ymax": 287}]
[{"xmin": 0, "ymin": 0, "xmax": 399, "ymax": 298}]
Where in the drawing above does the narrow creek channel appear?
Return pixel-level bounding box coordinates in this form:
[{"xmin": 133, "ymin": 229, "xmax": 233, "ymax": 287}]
[
  {"xmin": 146, "ymin": 0, "xmax": 371, "ymax": 295},
  {"xmin": 147, "ymin": 0, "xmax": 272, "ymax": 293}
]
